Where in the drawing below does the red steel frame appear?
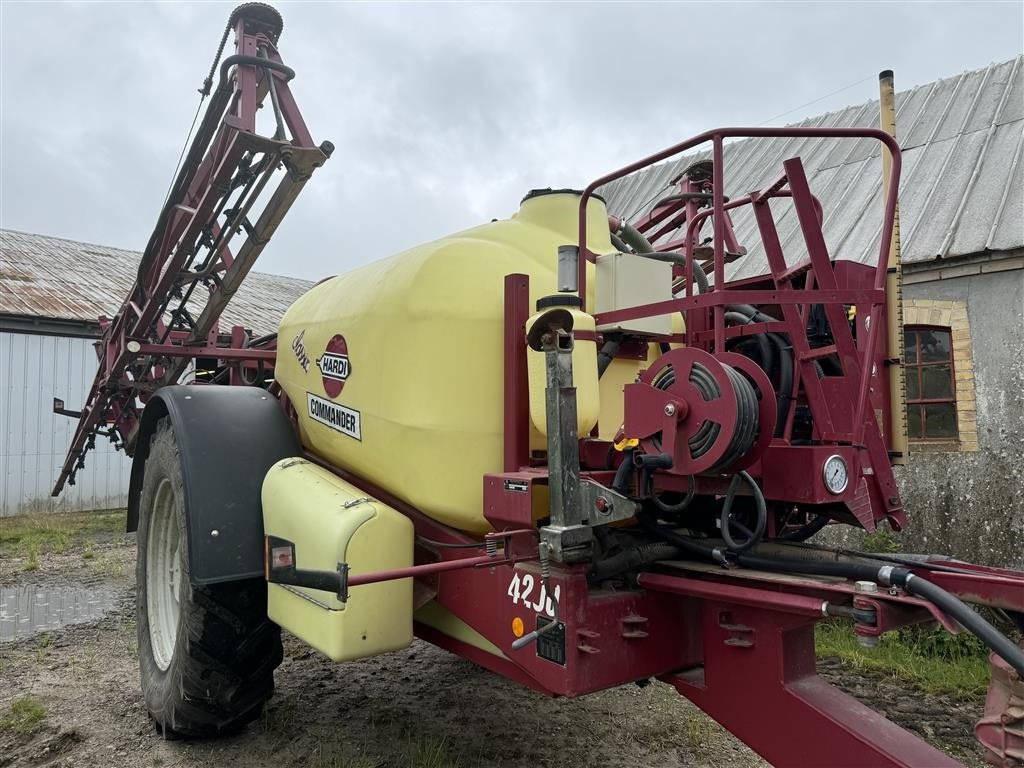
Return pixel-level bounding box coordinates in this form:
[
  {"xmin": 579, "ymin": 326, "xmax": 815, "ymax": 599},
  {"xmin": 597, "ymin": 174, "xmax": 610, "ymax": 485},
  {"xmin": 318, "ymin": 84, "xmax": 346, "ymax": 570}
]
[
  {"xmin": 52, "ymin": 10, "xmax": 330, "ymax": 496},
  {"xmin": 52, "ymin": 8, "xmax": 1024, "ymax": 765}
]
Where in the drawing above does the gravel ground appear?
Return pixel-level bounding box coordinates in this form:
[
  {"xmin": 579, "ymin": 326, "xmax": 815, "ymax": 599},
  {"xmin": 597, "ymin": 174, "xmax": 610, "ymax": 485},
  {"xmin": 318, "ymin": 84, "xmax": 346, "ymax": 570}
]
[{"xmin": 0, "ymin": 533, "xmax": 987, "ymax": 767}]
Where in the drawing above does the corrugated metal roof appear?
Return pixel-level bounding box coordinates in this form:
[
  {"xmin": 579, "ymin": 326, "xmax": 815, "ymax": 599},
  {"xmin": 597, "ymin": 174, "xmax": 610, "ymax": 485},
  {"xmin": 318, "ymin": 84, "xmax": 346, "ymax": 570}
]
[
  {"xmin": 600, "ymin": 57, "xmax": 1024, "ymax": 281},
  {"xmin": 0, "ymin": 229, "xmax": 313, "ymax": 336}
]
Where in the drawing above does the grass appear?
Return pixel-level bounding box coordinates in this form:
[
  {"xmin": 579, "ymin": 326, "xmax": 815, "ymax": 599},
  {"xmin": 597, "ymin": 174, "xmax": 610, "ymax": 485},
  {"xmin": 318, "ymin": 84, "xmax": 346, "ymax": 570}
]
[
  {"xmin": 89, "ymin": 553, "xmax": 128, "ymax": 578},
  {"xmin": 0, "ymin": 697, "xmax": 47, "ymax": 735},
  {"xmin": 298, "ymin": 721, "xmax": 461, "ymax": 768},
  {"xmin": 0, "ymin": 509, "xmax": 125, "ymax": 561},
  {"xmin": 399, "ymin": 735, "xmax": 462, "ymax": 768},
  {"xmin": 816, "ymin": 620, "xmax": 992, "ymax": 698},
  {"xmin": 35, "ymin": 633, "xmax": 54, "ymax": 663},
  {"xmin": 24, "ymin": 542, "xmax": 39, "ymax": 571}
]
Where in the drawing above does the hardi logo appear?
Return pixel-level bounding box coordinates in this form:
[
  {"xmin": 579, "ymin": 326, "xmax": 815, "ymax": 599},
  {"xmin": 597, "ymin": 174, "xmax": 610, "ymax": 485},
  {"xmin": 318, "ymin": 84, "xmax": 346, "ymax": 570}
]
[
  {"xmin": 291, "ymin": 330, "xmax": 311, "ymax": 373},
  {"xmin": 316, "ymin": 334, "xmax": 351, "ymax": 398}
]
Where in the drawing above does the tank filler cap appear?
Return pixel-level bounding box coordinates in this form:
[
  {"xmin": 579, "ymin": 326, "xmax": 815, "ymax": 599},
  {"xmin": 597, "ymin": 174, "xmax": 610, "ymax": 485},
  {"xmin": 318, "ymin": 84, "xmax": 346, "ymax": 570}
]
[
  {"xmin": 536, "ymin": 294, "xmax": 582, "ymax": 311},
  {"xmin": 521, "ymin": 188, "xmax": 606, "ymax": 205}
]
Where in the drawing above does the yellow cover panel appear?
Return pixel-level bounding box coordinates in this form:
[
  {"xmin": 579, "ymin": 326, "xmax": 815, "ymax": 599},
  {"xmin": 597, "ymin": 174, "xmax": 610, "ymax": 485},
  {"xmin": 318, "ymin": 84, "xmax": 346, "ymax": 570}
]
[{"xmin": 263, "ymin": 458, "xmax": 414, "ymax": 661}]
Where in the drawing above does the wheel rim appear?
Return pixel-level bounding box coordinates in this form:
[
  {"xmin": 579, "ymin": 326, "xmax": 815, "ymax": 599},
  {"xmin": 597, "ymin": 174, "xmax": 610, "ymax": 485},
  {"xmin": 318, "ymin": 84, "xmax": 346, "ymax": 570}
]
[{"xmin": 147, "ymin": 478, "xmax": 182, "ymax": 672}]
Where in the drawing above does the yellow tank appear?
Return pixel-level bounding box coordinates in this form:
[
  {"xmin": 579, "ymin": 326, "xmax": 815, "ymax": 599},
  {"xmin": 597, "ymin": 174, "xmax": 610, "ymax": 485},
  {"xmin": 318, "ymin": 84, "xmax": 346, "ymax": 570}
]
[
  {"xmin": 275, "ymin": 190, "xmax": 643, "ymax": 533},
  {"xmin": 525, "ymin": 302, "xmax": 600, "ymax": 439}
]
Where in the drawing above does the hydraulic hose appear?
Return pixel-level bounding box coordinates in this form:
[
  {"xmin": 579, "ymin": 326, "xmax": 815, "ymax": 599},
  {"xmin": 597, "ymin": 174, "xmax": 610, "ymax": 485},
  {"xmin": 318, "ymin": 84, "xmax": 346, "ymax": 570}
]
[
  {"xmin": 901, "ymin": 574, "xmax": 1024, "ymax": 678},
  {"xmin": 725, "ymin": 313, "xmax": 775, "ymax": 380},
  {"xmin": 635, "ymin": 519, "xmax": 1024, "ymax": 676},
  {"xmin": 719, "ymin": 471, "xmax": 767, "ymax": 552},
  {"xmin": 650, "ymin": 473, "xmax": 696, "ymax": 515},
  {"xmin": 610, "ymin": 232, "xmax": 631, "ymax": 254},
  {"xmin": 617, "ymin": 220, "xmax": 656, "ymax": 254},
  {"xmin": 731, "ymin": 552, "xmax": 1024, "ymax": 676},
  {"xmin": 780, "ymin": 513, "xmax": 830, "ymax": 542},
  {"xmin": 613, "ymin": 219, "xmax": 710, "ymax": 294},
  {"xmin": 588, "ymin": 542, "xmax": 681, "ymax": 581},
  {"xmin": 218, "ymin": 54, "xmax": 295, "ymax": 91},
  {"xmin": 597, "ymin": 334, "xmax": 623, "ymax": 378},
  {"xmin": 637, "ymin": 508, "xmax": 723, "ymax": 563},
  {"xmin": 612, "ymin": 448, "xmax": 636, "ymax": 495}
]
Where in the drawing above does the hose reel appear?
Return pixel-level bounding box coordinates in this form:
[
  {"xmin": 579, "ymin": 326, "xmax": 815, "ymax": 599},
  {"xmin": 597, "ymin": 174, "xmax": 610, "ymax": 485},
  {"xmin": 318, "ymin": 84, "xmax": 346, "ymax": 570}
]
[{"xmin": 623, "ymin": 347, "xmax": 776, "ymax": 475}]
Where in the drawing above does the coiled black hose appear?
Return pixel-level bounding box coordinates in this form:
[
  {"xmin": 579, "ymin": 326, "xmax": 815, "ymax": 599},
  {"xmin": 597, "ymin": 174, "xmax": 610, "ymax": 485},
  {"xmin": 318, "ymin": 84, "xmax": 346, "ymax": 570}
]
[{"xmin": 651, "ymin": 361, "xmax": 758, "ymax": 473}]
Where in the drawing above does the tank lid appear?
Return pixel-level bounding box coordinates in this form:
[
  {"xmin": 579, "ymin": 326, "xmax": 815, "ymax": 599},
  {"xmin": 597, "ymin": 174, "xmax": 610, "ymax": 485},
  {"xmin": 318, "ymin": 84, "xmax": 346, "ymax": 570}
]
[
  {"xmin": 521, "ymin": 187, "xmax": 606, "ymax": 205},
  {"xmin": 536, "ymin": 294, "xmax": 582, "ymax": 310}
]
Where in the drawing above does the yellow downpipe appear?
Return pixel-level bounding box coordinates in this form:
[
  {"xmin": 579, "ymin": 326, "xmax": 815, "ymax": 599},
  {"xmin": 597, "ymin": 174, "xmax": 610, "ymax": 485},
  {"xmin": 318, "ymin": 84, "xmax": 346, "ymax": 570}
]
[{"xmin": 879, "ymin": 69, "xmax": 908, "ymax": 464}]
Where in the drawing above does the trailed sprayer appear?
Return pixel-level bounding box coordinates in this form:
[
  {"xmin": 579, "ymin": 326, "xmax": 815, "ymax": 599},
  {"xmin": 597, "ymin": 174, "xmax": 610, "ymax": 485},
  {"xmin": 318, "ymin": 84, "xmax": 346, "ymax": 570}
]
[{"xmin": 53, "ymin": 5, "xmax": 1024, "ymax": 766}]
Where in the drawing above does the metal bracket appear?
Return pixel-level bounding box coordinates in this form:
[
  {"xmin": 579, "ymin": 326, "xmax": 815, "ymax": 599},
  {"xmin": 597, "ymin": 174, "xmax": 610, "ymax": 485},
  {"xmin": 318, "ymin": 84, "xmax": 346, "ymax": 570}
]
[
  {"xmin": 266, "ymin": 535, "xmax": 349, "ymax": 602},
  {"xmin": 579, "ymin": 479, "xmax": 640, "ymax": 525}
]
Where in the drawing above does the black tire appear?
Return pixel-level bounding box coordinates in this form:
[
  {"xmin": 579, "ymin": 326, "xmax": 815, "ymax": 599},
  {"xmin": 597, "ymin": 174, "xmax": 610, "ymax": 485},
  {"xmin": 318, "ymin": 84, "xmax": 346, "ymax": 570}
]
[{"xmin": 136, "ymin": 418, "xmax": 283, "ymax": 738}]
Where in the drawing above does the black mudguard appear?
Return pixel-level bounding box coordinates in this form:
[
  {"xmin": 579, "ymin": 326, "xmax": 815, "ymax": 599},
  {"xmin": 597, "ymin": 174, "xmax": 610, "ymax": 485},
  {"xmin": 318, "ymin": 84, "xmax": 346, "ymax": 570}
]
[{"xmin": 127, "ymin": 385, "xmax": 300, "ymax": 585}]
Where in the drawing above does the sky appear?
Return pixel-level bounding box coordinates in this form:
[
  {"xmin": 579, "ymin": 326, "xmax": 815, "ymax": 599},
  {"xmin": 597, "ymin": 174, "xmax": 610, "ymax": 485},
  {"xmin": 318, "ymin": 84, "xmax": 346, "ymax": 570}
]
[{"xmin": 2, "ymin": 1, "xmax": 1022, "ymax": 282}]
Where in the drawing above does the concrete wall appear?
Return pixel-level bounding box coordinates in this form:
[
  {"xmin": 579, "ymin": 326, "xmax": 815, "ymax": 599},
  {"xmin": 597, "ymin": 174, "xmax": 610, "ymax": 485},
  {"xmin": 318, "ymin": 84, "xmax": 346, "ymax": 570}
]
[
  {"xmin": 0, "ymin": 331, "xmax": 131, "ymax": 516},
  {"xmin": 826, "ymin": 264, "xmax": 1024, "ymax": 568}
]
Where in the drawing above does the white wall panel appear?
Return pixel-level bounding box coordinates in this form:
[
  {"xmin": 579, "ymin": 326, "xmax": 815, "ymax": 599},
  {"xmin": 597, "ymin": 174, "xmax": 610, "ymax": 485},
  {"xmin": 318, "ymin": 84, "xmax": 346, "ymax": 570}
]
[{"xmin": 1, "ymin": 332, "xmax": 130, "ymax": 516}]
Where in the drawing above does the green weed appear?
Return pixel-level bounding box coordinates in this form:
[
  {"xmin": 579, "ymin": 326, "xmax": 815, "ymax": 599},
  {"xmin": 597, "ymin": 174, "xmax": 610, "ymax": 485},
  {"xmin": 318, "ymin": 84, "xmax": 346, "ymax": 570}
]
[
  {"xmin": 24, "ymin": 541, "xmax": 39, "ymax": 571},
  {"xmin": 89, "ymin": 553, "xmax": 127, "ymax": 578},
  {"xmin": 860, "ymin": 529, "xmax": 902, "ymax": 554},
  {"xmin": 35, "ymin": 633, "xmax": 54, "ymax": 663},
  {"xmin": 0, "ymin": 697, "xmax": 47, "ymax": 735},
  {"xmin": 308, "ymin": 740, "xmax": 380, "ymax": 768},
  {"xmin": 400, "ymin": 735, "xmax": 461, "ymax": 768},
  {"xmin": 816, "ymin": 621, "xmax": 991, "ymax": 698},
  {"xmin": 0, "ymin": 509, "xmax": 124, "ymax": 558}
]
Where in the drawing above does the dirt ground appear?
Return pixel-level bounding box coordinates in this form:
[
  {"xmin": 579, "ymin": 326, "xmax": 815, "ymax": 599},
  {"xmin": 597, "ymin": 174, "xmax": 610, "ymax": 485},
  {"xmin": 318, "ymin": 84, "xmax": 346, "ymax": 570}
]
[{"xmin": 0, "ymin": 531, "xmax": 988, "ymax": 768}]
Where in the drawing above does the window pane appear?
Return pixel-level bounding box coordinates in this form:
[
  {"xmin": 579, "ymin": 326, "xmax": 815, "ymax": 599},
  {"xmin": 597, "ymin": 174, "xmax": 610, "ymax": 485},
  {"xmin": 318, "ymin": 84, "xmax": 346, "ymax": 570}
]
[
  {"xmin": 922, "ymin": 364, "xmax": 953, "ymax": 399},
  {"xmin": 906, "ymin": 369, "xmax": 920, "ymax": 400},
  {"xmin": 924, "ymin": 402, "xmax": 958, "ymax": 439},
  {"xmin": 903, "ymin": 331, "xmax": 918, "ymax": 364},
  {"xmin": 906, "ymin": 405, "xmax": 923, "ymax": 438},
  {"xmin": 919, "ymin": 329, "xmax": 951, "ymax": 362}
]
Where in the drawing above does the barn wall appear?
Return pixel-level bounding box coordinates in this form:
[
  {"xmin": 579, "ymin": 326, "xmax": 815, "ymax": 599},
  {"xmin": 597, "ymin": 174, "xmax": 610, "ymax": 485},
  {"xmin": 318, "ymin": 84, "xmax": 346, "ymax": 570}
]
[
  {"xmin": 822, "ymin": 262, "xmax": 1024, "ymax": 568},
  {"xmin": 1, "ymin": 331, "xmax": 131, "ymax": 516}
]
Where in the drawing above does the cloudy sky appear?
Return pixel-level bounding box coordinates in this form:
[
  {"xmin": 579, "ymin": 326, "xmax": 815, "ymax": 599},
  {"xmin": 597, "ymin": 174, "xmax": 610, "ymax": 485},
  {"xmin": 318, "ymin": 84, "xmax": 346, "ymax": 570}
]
[{"xmin": 2, "ymin": 1, "xmax": 1021, "ymax": 282}]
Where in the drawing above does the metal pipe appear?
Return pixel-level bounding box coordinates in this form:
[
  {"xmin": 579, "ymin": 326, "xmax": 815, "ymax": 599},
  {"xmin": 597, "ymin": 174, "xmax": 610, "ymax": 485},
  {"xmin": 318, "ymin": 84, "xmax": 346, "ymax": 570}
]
[
  {"xmin": 347, "ymin": 553, "xmax": 510, "ymax": 588},
  {"xmin": 879, "ymin": 69, "xmax": 908, "ymax": 465},
  {"xmin": 575, "ymin": 126, "xmax": 901, "ymax": 310}
]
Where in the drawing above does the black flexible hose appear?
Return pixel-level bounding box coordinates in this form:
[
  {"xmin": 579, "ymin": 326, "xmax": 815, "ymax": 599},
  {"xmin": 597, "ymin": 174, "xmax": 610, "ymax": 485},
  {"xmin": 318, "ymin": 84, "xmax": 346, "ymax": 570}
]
[
  {"xmin": 617, "ymin": 221, "xmax": 655, "ymax": 254},
  {"xmin": 637, "ymin": 516, "xmax": 1024, "ymax": 676},
  {"xmin": 612, "ymin": 449, "xmax": 636, "ymax": 495},
  {"xmin": 901, "ymin": 575, "xmax": 1024, "ymax": 678},
  {"xmin": 767, "ymin": 333, "xmax": 793, "ymax": 434},
  {"xmin": 588, "ymin": 542, "xmax": 681, "ymax": 581},
  {"xmin": 597, "ymin": 334, "xmax": 623, "ymax": 378},
  {"xmin": 219, "ymin": 54, "xmax": 295, "ymax": 91},
  {"xmin": 719, "ymin": 471, "xmax": 767, "ymax": 552},
  {"xmin": 614, "ymin": 220, "xmax": 710, "ymax": 295},
  {"xmin": 780, "ymin": 513, "xmax": 830, "ymax": 542},
  {"xmin": 610, "ymin": 232, "xmax": 631, "ymax": 253},
  {"xmin": 731, "ymin": 552, "xmax": 1024, "ymax": 676},
  {"xmin": 650, "ymin": 473, "xmax": 696, "ymax": 515}
]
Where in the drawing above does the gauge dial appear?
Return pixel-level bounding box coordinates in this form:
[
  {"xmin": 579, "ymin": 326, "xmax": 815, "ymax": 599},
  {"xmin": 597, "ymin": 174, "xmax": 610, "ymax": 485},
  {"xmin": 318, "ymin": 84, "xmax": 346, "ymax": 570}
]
[{"xmin": 823, "ymin": 455, "xmax": 849, "ymax": 494}]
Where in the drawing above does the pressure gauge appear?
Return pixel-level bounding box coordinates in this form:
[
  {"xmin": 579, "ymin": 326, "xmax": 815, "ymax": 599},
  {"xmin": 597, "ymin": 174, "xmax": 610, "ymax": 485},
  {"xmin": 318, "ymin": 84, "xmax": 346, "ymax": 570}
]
[{"xmin": 823, "ymin": 455, "xmax": 849, "ymax": 495}]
